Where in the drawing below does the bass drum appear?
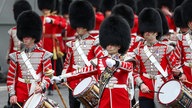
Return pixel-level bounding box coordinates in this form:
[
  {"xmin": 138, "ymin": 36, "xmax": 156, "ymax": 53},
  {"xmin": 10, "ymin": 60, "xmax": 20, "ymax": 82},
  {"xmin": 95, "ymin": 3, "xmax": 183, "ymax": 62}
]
[{"xmin": 157, "ymin": 80, "xmax": 192, "ymax": 108}]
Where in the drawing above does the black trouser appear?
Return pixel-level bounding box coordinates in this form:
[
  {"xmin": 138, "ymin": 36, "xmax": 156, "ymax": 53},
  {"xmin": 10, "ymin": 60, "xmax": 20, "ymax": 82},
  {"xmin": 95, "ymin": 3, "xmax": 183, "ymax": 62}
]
[
  {"xmin": 139, "ymin": 97, "xmax": 155, "ymax": 108},
  {"xmin": 69, "ymin": 89, "xmax": 80, "ymax": 108}
]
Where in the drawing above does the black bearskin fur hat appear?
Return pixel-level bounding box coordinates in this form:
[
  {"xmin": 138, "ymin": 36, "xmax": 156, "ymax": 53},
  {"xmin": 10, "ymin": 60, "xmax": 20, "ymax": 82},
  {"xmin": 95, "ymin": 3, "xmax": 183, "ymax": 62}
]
[
  {"xmin": 173, "ymin": 6, "xmax": 187, "ymax": 28},
  {"xmin": 69, "ymin": 0, "xmax": 95, "ymax": 31},
  {"xmin": 86, "ymin": 0, "xmax": 100, "ymax": 10},
  {"xmin": 137, "ymin": 0, "xmax": 157, "ymax": 15},
  {"xmin": 13, "ymin": 0, "xmax": 32, "ymax": 21},
  {"xmin": 112, "ymin": 4, "xmax": 134, "ymax": 28},
  {"xmin": 117, "ymin": 0, "xmax": 137, "ymax": 12},
  {"xmin": 99, "ymin": 15, "xmax": 131, "ymax": 55},
  {"xmin": 139, "ymin": 8, "xmax": 162, "ymax": 40},
  {"xmin": 157, "ymin": 0, "xmax": 175, "ymax": 11},
  {"xmin": 17, "ymin": 10, "xmax": 42, "ymax": 43},
  {"xmin": 156, "ymin": 8, "xmax": 169, "ymax": 35},
  {"xmin": 181, "ymin": 0, "xmax": 192, "ymax": 26},
  {"xmin": 61, "ymin": 0, "xmax": 72, "ymax": 15},
  {"xmin": 100, "ymin": 0, "xmax": 117, "ymax": 14},
  {"xmin": 38, "ymin": 0, "xmax": 54, "ymax": 10}
]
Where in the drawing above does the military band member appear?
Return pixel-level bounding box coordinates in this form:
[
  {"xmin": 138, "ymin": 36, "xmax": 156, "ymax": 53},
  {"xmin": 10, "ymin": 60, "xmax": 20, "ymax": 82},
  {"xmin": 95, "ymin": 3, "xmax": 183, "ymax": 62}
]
[
  {"xmin": 52, "ymin": 15, "xmax": 133, "ymax": 108},
  {"xmin": 62, "ymin": 1, "xmax": 104, "ymax": 108},
  {"xmin": 7, "ymin": 10, "xmax": 52, "ymax": 108},
  {"xmin": 7, "ymin": 0, "xmax": 32, "ymax": 63},
  {"xmin": 133, "ymin": 8, "xmax": 182, "ymax": 108},
  {"xmin": 174, "ymin": 0, "xmax": 192, "ymax": 89}
]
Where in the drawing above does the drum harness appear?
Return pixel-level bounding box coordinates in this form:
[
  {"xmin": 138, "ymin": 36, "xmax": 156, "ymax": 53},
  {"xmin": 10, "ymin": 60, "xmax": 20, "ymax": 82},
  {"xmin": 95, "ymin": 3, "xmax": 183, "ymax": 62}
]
[{"xmin": 98, "ymin": 65, "xmax": 118, "ymax": 99}]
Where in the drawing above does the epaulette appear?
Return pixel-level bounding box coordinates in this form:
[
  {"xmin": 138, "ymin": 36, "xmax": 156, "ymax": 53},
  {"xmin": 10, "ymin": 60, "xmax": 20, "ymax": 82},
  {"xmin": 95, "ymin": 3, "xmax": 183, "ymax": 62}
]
[
  {"xmin": 43, "ymin": 51, "xmax": 53, "ymax": 60},
  {"xmin": 135, "ymin": 36, "xmax": 144, "ymax": 42},
  {"xmin": 66, "ymin": 41, "xmax": 73, "ymax": 48},
  {"xmin": 176, "ymin": 33, "xmax": 183, "ymax": 41},
  {"xmin": 9, "ymin": 52, "xmax": 17, "ymax": 63},
  {"xmin": 166, "ymin": 44, "xmax": 175, "ymax": 54},
  {"xmin": 93, "ymin": 36, "xmax": 100, "ymax": 45}
]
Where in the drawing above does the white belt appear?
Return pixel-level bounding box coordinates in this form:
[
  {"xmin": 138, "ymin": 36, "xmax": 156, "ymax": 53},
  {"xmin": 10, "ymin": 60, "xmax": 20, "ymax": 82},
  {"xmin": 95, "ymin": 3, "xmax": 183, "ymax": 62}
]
[
  {"xmin": 18, "ymin": 77, "xmax": 36, "ymax": 84},
  {"xmin": 106, "ymin": 84, "xmax": 127, "ymax": 90},
  {"xmin": 143, "ymin": 73, "xmax": 162, "ymax": 80},
  {"xmin": 63, "ymin": 36, "xmax": 76, "ymax": 40},
  {"xmin": 89, "ymin": 30, "xmax": 99, "ymax": 34},
  {"xmin": 184, "ymin": 62, "xmax": 192, "ymax": 67}
]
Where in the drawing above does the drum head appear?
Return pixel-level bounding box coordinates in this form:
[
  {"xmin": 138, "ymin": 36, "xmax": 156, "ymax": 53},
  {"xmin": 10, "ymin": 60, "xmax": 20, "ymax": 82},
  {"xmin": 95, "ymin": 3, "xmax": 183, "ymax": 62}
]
[
  {"xmin": 158, "ymin": 80, "xmax": 181, "ymax": 104},
  {"xmin": 73, "ymin": 77, "xmax": 93, "ymax": 96},
  {"xmin": 23, "ymin": 93, "xmax": 42, "ymax": 108}
]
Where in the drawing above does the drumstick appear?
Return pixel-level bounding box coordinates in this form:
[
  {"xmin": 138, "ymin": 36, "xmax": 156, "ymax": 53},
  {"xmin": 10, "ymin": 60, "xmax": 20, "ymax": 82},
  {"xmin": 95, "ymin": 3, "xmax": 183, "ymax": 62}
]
[
  {"xmin": 149, "ymin": 90, "xmax": 164, "ymax": 94},
  {"xmin": 54, "ymin": 82, "xmax": 68, "ymax": 108},
  {"xmin": 16, "ymin": 102, "xmax": 22, "ymax": 108},
  {"xmin": 63, "ymin": 82, "xmax": 73, "ymax": 91}
]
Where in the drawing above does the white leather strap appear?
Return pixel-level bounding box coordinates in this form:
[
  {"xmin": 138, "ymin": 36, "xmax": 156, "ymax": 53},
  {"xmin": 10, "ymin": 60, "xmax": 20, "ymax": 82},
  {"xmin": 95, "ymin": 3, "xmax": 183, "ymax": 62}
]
[
  {"xmin": 144, "ymin": 45, "xmax": 168, "ymax": 77},
  {"xmin": 20, "ymin": 51, "xmax": 38, "ymax": 80},
  {"xmin": 75, "ymin": 39, "xmax": 91, "ymax": 66}
]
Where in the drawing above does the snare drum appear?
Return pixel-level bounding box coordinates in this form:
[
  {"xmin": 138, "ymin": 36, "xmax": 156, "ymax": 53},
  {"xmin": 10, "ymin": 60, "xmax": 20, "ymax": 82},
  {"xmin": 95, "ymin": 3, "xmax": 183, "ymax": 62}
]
[
  {"xmin": 157, "ymin": 80, "xmax": 192, "ymax": 108},
  {"xmin": 23, "ymin": 93, "xmax": 59, "ymax": 108},
  {"xmin": 73, "ymin": 77, "xmax": 99, "ymax": 108}
]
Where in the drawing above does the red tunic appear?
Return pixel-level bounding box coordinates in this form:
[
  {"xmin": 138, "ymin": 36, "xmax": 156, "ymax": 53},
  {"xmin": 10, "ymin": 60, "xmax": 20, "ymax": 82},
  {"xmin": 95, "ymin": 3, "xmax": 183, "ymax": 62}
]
[{"xmin": 7, "ymin": 45, "xmax": 53, "ymax": 103}]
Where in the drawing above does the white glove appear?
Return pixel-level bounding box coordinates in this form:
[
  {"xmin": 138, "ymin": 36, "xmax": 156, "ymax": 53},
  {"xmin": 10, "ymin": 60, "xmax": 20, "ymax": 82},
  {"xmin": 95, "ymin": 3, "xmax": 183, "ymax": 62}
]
[
  {"xmin": 45, "ymin": 17, "xmax": 53, "ymax": 23},
  {"xmin": 106, "ymin": 58, "xmax": 116, "ymax": 68},
  {"xmin": 51, "ymin": 76, "xmax": 62, "ymax": 84}
]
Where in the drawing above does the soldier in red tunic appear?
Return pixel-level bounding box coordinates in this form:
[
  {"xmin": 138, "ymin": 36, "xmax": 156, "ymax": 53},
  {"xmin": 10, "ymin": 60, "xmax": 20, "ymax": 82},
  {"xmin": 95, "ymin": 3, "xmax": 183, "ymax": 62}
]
[
  {"xmin": 52, "ymin": 15, "xmax": 133, "ymax": 108},
  {"xmin": 7, "ymin": 10, "xmax": 53, "ymax": 108},
  {"xmin": 62, "ymin": 1, "xmax": 104, "ymax": 108},
  {"xmin": 7, "ymin": 0, "xmax": 32, "ymax": 63},
  {"xmin": 133, "ymin": 8, "xmax": 183, "ymax": 108},
  {"xmin": 174, "ymin": 0, "xmax": 192, "ymax": 89}
]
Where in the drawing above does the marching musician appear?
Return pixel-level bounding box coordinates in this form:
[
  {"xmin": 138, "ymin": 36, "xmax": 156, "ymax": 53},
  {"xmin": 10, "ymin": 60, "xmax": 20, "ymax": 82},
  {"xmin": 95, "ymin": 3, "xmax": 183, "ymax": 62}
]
[
  {"xmin": 52, "ymin": 15, "xmax": 133, "ymax": 108},
  {"xmin": 7, "ymin": 10, "xmax": 53, "ymax": 108},
  {"xmin": 5, "ymin": 1, "xmax": 32, "ymax": 107},
  {"xmin": 133, "ymin": 8, "xmax": 183, "ymax": 108},
  {"xmin": 61, "ymin": 1, "xmax": 104, "ymax": 108},
  {"xmin": 7, "ymin": 0, "xmax": 32, "ymax": 64},
  {"xmin": 38, "ymin": 0, "xmax": 67, "ymax": 95},
  {"xmin": 174, "ymin": 0, "xmax": 192, "ymax": 89}
]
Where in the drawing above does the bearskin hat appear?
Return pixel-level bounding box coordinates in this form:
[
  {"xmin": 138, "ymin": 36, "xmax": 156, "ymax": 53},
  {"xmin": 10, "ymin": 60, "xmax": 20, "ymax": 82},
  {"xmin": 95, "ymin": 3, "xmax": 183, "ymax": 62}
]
[
  {"xmin": 181, "ymin": 0, "xmax": 192, "ymax": 25},
  {"xmin": 139, "ymin": 8, "xmax": 162, "ymax": 40},
  {"xmin": 117, "ymin": 0, "xmax": 137, "ymax": 12},
  {"xmin": 13, "ymin": 0, "xmax": 32, "ymax": 21},
  {"xmin": 173, "ymin": 6, "xmax": 187, "ymax": 28},
  {"xmin": 100, "ymin": 0, "xmax": 117, "ymax": 14},
  {"xmin": 137, "ymin": 0, "xmax": 157, "ymax": 15},
  {"xmin": 69, "ymin": 0, "xmax": 95, "ymax": 31},
  {"xmin": 112, "ymin": 4, "xmax": 134, "ymax": 28},
  {"xmin": 17, "ymin": 10, "xmax": 42, "ymax": 43},
  {"xmin": 99, "ymin": 15, "xmax": 131, "ymax": 55},
  {"xmin": 175, "ymin": 0, "xmax": 184, "ymax": 7},
  {"xmin": 156, "ymin": 9, "xmax": 169, "ymax": 35},
  {"xmin": 157, "ymin": 0, "xmax": 175, "ymax": 11},
  {"xmin": 38, "ymin": 0, "xmax": 54, "ymax": 11},
  {"xmin": 52, "ymin": 0, "xmax": 60, "ymax": 14},
  {"xmin": 61, "ymin": 0, "xmax": 72, "ymax": 15},
  {"xmin": 86, "ymin": 0, "xmax": 100, "ymax": 10}
]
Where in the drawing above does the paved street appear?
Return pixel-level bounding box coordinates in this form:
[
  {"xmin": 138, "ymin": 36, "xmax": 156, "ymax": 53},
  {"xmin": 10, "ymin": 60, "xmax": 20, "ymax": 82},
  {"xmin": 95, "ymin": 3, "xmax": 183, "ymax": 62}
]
[{"xmin": 0, "ymin": 83, "xmax": 83, "ymax": 108}]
